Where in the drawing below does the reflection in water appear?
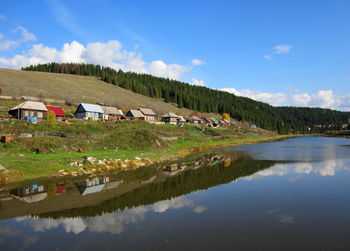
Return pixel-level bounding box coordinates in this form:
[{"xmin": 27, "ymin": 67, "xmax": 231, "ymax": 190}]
[
  {"xmin": 16, "ymin": 196, "xmax": 206, "ymax": 235},
  {"xmin": 1, "ymin": 137, "xmax": 350, "ymax": 250},
  {"xmin": 244, "ymin": 158, "xmax": 350, "ymax": 180}
]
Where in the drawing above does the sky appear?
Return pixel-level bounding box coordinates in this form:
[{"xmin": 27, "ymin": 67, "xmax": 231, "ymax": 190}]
[{"xmin": 1, "ymin": 0, "xmax": 350, "ymax": 110}]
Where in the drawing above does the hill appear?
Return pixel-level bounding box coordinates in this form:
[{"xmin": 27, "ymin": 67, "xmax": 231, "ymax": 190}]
[
  {"xmin": 19, "ymin": 63, "xmax": 350, "ymax": 134},
  {"xmin": 0, "ymin": 68, "xmax": 192, "ymax": 116}
]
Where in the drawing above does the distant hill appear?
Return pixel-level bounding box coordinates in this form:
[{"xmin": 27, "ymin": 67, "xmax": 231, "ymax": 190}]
[
  {"xmin": 0, "ymin": 68, "xmax": 192, "ymax": 116},
  {"xmin": 18, "ymin": 63, "xmax": 350, "ymax": 134}
]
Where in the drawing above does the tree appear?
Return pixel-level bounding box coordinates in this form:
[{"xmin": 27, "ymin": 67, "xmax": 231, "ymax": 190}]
[
  {"xmin": 47, "ymin": 110, "xmax": 57, "ymax": 126},
  {"xmin": 223, "ymin": 113, "xmax": 231, "ymax": 121}
]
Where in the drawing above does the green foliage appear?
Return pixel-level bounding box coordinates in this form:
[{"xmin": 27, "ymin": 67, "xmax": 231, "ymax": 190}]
[
  {"xmin": 22, "ymin": 63, "xmax": 350, "ymax": 133},
  {"xmin": 46, "ymin": 110, "xmax": 57, "ymax": 126}
]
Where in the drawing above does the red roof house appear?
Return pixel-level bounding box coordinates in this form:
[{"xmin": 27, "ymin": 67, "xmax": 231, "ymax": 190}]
[{"xmin": 46, "ymin": 106, "xmax": 65, "ymax": 120}]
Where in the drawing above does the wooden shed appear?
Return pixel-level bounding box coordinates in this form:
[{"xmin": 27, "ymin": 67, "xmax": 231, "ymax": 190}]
[
  {"xmin": 101, "ymin": 106, "xmax": 124, "ymax": 121},
  {"xmin": 126, "ymin": 109, "xmax": 145, "ymax": 120},
  {"xmin": 139, "ymin": 108, "xmax": 156, "ymax": 122},
  {"xmin": 162, "ymin": 112, "xmax": 179, "ymax": 125},
  {"xmin": 9, "ymin": 101, "xmax": 47, "ymax": 121}
]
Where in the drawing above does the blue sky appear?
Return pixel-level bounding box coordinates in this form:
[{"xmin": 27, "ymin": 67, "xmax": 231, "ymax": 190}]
[{"xmin": 1, "ymin": 0, "xmax": 350, "ymax": 110}]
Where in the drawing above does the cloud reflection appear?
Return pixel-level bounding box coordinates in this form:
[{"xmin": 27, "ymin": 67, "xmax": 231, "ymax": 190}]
[
  {"xmin": 244, "ymin": 159, "xmax": 350, "ymax": 180},
  {"xmin": 16, "ymin": 196, "xmax": 206, "ymax": 235}
]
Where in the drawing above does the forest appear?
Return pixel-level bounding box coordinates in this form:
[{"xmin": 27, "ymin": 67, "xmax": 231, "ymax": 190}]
[{"xmin": 22, "ymin": 63, "xmax": 350, "ymax": 134}]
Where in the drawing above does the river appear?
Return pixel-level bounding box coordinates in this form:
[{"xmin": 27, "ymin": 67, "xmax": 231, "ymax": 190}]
[{"xmin": 0, "ymin": 136, "xmax": 350, "ymax": 250}]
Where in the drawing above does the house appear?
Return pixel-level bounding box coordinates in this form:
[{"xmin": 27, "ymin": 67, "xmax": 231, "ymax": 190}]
[
  {"xmin": 162, "ymin": 112, "xmax": 179, "ymax": 125},
  {"xmin": 76, "ymin": 177, "xmax": 110, "ymax": 196},
  {"xmin": 101, "ymin": 106, "xmax": 124, "ymax": 121},
  {"xmin": 9, "ymin": 101, "xmax": 47, "ymax": 121},
  {"xmin": 186, "ymin": 115, "xmax": 202, "ymax": 124},
  {"xmin": 210, "ymin": 117, "xmax": 220, "ymax": 127},
  {"xmin": 74, "ymin": 103, "xmax": 104, "ymax": 120},
  {"xmin": 139, "ymin": 108, "xmax": 156, "ymax": 122},
  {"xmin": 46, "ymin": 105, "xmax": 65, "ymax": 120},
  {"xmin": 204, "ymin": 117, "xmax": 213, "ymax": 126},
  {"xmin": 126, "ymin": 109, "xmax": 145, "ymax": 120},
  {"xmin": 9, "ymin": 184, "xmax": 48, "ymax": 203},
  {"xmin": 178, "ymin": 116, "xmax": 186, "ymax": 125}
]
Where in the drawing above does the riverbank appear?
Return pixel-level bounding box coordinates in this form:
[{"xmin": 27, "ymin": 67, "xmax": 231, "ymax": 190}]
[{"xmin": 0, "ymin": 120, "xmax": 290, "ymax": 183}]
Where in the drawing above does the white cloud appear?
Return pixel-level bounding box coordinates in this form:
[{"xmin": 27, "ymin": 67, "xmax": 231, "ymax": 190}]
[
  {"xmin": 190, "ymin": 78, "xmax": 206, "ymax": 87},
  {"xmin": 263, "ymin": 55, "xmax": 272, "ymax": 60},
  {"xmin": 15, "ymin": 26, "xmax": 37, "ymax": 42},
  {"xmin": 0, "ymin": 40, "xmax": 198, "ymax": 80},
  {"xmin": 148, "ymin": 60, "xmax": 190, "ymax": 79},
  {"xmin": 273, "ymin": 44, "xmax": 292, "ymax": 54},
  {"xmin": 191, "ymin": 59, "xmax": 205, "ymax": 65},
  {"xmin": 220, "ymin": 87, "xmax": 287, "ymax": 106},
  {"xmin": 293, "ymin": 90, "xmax": 338, "ymax": 108},
  {"xmin": 0, "ymin": 26, "xmax": 36, "ymax": 51},
  {"xmin": 0, "ymin": 40, "xmax": 20, "ymax": 51}
]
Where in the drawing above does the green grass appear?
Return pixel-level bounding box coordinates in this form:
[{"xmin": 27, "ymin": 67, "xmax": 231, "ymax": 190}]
[{"xmin": 0, "ymin": 119, "xmax": 284, "ymax": 182}]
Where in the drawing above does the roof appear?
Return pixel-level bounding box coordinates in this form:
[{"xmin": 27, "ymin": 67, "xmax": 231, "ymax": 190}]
[
  {"xmin": 18, "ymin": 193, "xmax": 47, "ymax": 203},
  {"xmin": 139, "ymin": 108, "xmax": 156, "ymax": 116},
  {"xmin": 101, "ymin": 106, "xmax": 123, "ymax": 115},
  {"xmin": 10, "ymin": 101, "xmax": 47, "ymax": 112},
  {"xmin": 46, "ymin": 106, "xmax": 65, "ymax": 116},
  {"xmin": 204, "ymin": 118, "xmax": 213, "ymax": 123},
  {"xmin": 192, "ymin": 116, "xmax": 201, "ymax": 120},
  {"xmin": 210, "ymin": 117, "xmax": 219, "ymax": 123},
  {"xmin": 178, "ymin": 116, "xmax": 186, "ymax": 122},
  {"xmin": 78, "ymin": 103, "xmax": 104, "ymax": 113},
  {"xmin": 80, "ymin": 184, "xmax": 105, "ymax": 196},
  {"xmin": 163, "ymin": 112, "xmax": 179, "ymax": 118},
  {"xmin": 127, "ymin": 109, "xmax": 145, "ymax": 118}
]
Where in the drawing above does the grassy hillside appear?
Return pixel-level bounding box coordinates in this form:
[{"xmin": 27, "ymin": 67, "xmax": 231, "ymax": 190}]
[
  {"xmin": 20, "ymin": 63, "xmax": 350, "ymax": 133},
  {"xmin": 0, "ymin": 68, "xmax": 192, "ymax": 116}
]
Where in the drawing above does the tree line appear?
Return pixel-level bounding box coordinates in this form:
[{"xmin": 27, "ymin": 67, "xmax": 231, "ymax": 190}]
[{"xmin": 22, "ymin": 63, "xmax": 350, "ymax": 134}]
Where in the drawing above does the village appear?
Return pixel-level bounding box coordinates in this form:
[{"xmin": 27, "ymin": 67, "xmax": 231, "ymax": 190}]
[{"xmin": 1, "ymin": 95, "xmax": 238, "ymax": 128}]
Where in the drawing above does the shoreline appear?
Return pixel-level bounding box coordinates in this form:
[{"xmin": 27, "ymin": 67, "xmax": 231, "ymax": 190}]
[{"xmin": 0, "ymin": 134, "xmax": 294, "ymax": 185}]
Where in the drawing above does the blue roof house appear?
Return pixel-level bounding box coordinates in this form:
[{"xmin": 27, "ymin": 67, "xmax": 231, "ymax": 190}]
[{"xmin": 74, "ymin": 103, "xmax": 104, "ymax": 120}]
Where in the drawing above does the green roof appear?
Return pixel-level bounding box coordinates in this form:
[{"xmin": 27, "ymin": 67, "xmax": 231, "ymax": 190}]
[{"xmin": 210, "ymin": 117, "xmax": 219, "ymax": 123}]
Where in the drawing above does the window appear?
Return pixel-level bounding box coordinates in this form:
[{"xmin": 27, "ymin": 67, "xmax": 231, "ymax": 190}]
[
  {"xmin": 37, "ymin": 112, "xmax": 43, "ymax": 118},
  {"xmin": 30, "ymin": 111, "xmax": 34, "ymax": 117},
  {"xmin": 24, "ymin": 111, "xmax": 29, "ymax": 116}
]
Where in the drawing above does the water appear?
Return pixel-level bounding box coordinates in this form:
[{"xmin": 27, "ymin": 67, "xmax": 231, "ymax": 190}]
[{"xmin": 0, "ymin": 136, "xmax": 350, "ymax": 250}]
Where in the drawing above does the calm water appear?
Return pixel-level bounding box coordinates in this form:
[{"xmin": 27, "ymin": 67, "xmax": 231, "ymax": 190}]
[{"xmin": 1, "ymin": 136, "xmax": 350, "ymax": 250}]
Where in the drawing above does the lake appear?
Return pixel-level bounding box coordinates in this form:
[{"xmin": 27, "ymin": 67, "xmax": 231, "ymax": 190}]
[{"xmin": 1, "ymin": 136, "xmax": 350, "ymax": 250}]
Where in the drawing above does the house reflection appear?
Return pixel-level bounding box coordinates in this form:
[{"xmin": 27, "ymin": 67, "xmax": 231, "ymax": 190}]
[
  {"xmin": 10, "ymin": 184, "xmax": 48, "ymax": 203},
  {"xmin": 76, "ymin": 177, "xmax": 110, "ymax": 196}
]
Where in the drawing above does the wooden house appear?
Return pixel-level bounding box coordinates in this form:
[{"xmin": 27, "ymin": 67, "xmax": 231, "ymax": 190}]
[
  {"xmin": 139, "ymin": 108, "xmax": 156, "ymax": 122},
  {"xmin": 187, "ymin": 115, "xmax": 202, "ymax": 124},
  {"xmin": 101, "ymin": 106, "xmax": 124, "ymax": 121},
  {"xmin": 9, "ymin": 101, "xmax": 47, "ymax": 121},
  {"xmin": 46, "ymin": 105, "xmax": 65, "ymax": 120},
  {"xmin": 74, "ymin": 103, "xmax": 104, "ymax": 120},
  {"xmin": 126, "ymin": 109, "xmax": 145, "ymax": 120},
  {"xmin": 162, "ymin": 112, "xmax": 179, "ymax": 125}
]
